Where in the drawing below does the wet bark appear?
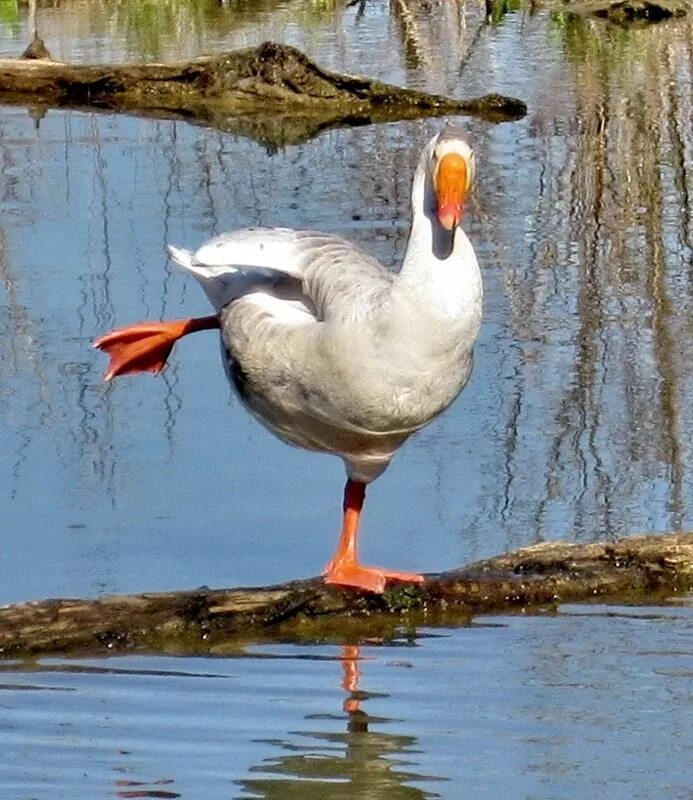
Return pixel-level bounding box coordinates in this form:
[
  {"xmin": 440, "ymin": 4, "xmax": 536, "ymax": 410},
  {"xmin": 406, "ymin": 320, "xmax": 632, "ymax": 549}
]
[
  {"xmin": 0, "ymin": 533, "xmax": 690, "ymax": 659},
  {"xmin": 0, "ymin": 41, "xmax": 526, "ymax": 148}
]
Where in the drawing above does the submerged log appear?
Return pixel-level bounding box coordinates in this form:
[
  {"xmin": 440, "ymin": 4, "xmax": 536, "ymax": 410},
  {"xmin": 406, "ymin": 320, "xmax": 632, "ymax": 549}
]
[
  {"xmin": 0, "ymin": 533, "xmax": 690, "ymax": 659},
  {"xmin": 0, "ymin": 41, "xmax": 526, "ymax": 147}
]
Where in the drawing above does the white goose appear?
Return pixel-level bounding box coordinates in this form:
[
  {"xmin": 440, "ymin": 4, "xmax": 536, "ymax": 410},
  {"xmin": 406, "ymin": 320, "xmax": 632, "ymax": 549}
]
[{"xmin": 95, "ymin": 124, "xmax": 483, "ymax": 593}]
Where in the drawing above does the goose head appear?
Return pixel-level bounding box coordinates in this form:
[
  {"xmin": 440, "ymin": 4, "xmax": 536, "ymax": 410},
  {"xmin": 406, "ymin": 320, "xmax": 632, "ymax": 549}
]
[
  {"xmin": 431, "ymin": 125, "xmax": 475, "ymax": 230},
  {"xmin": 412, "ymin": 125, "xmax": 476, "ymax": 259}
]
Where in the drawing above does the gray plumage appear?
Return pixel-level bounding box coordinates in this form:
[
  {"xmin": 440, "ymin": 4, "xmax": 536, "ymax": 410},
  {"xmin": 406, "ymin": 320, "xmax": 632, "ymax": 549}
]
[{"xmin": 168, "ymin": 128, "xmax": 482, "ymax": 482}]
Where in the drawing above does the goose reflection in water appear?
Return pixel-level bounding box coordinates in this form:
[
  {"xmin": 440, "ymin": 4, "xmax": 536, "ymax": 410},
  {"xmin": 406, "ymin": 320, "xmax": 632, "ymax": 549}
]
[{"xmin": 235, "ymin": 645, "xmax": 443, "ymax": 800}]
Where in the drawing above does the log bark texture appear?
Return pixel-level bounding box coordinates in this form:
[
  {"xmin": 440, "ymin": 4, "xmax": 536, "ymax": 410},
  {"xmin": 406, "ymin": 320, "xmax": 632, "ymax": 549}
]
[
  {"xmin": 1, "ymin": 533, "xmax": 690, "ymax": 659},
  {"xmin": 0, "ymin": 42, "xmax": 526, "ymax": 147}
]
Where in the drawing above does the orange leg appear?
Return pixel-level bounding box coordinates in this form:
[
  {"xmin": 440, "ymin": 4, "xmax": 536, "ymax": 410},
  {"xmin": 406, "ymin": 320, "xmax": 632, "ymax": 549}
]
[
  {"xmin": 93, "ymin": 315, "xmax": 219, "ymax": 380},
  {"xmin": 324, "ymin": 479, "xmax": 425, "ymax": 594},
  {"xmin": 341, "ymin": 644, "xmax": 362, "ymax": 715}
]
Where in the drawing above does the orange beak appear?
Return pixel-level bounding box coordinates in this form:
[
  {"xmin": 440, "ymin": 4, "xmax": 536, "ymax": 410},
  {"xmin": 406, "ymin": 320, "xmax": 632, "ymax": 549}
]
[{"xmin": 435, "ymin": 153, "xmax": 469, "ymax": 231}]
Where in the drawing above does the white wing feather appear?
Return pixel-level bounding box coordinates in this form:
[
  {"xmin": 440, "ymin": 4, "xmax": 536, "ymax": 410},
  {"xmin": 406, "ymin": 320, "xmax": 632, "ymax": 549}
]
[
  {"xmin": 167, "ymin": 227, "xmax": 389, "ymax": 319},
  {"xmin": 167, "ymin": 229, "xmax": 306, "ymax": 312}
]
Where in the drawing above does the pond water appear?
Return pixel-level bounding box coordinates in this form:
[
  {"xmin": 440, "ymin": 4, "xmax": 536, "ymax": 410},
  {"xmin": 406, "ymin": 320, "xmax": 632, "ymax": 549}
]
[
  {"xmin": 1, "ymin": 605, "xmax": 691, "ymax": 800},
  {"xmin": 0, "ymin": 1, "xmax": 691, "ymax": 798}
]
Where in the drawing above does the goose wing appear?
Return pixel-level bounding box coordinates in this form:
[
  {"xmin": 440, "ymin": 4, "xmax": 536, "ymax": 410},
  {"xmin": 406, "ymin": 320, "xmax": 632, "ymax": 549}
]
[{"xmin": 168, "ymin": 227, "xmax": 393, "ymax": 322}]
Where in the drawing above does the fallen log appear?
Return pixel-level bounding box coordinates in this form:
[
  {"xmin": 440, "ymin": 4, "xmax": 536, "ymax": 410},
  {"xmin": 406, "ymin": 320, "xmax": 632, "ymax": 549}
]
[
  {"xmin": 0, "ymin": 41, "xmax": 526, "ymax": 147},
  {"xmin": 0, "ymin": 533, "xmax": 690, "ymax": 659},
  {"xmin": 562, "ymin": 0, "xmax": 688, "ymax": 24}
]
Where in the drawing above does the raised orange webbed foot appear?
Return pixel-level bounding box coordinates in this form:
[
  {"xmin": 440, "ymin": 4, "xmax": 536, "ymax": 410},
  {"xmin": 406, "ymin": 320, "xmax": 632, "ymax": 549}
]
[
  {"xmin": 93, "ymin": 316, "xmax": 219, "ymax": 380},
  {"xmin": 324, "ymin": 560, "xmax": 424, "ymax": 594}
]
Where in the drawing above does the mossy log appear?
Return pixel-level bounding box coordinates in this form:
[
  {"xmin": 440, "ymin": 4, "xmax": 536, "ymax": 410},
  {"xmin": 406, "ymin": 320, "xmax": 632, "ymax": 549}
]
[
  {"xmin": 0, "ymin": 533, "xmax": 690, "ymax": 659},
  {"xmin": 0, "ymin": 41, "xmax": 526, "ymax": 147}
]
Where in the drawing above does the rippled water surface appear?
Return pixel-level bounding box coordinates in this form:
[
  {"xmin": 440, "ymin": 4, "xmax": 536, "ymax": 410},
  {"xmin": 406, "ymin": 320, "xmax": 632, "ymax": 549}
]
[
  {"xmin": 0, "ymin": 1, "xmax": 691, "ymax": 797},
  {"xmin": 2, "ymin": 605, "xmax": 692, "ymax": 799}
]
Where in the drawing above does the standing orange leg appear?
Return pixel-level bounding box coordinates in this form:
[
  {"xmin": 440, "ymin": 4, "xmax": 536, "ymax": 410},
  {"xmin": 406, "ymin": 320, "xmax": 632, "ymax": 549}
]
[{"xmin": 324, "ymin": 479, "xmax": 425, "ymax": 594}]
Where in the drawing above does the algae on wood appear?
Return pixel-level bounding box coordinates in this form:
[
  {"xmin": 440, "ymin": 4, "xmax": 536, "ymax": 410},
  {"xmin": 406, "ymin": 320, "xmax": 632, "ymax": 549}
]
[
  {"xmin": 0, "ymin": 41, "xmax": 526, "ymax": 147},
  {"xmin": 0, "ymin": 533, "xmax": 690, "ymax": 659}
]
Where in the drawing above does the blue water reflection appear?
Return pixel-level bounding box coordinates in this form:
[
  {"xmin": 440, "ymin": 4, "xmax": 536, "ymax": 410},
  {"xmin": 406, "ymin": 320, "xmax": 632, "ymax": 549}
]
[
  {"xmin": 1, "ymin": 5, "xmax": 691, "ymax": 604},
  {"xmin": 0, "ymin": 606, "xmax": 691, "ymax": 799},
  {"xmin": 0, "ymin": 3, "xmax": 692, "ymax": 799}
]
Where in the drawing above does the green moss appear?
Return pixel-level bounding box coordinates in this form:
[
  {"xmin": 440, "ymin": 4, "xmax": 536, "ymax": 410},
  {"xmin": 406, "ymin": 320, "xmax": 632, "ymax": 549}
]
[{"xmin": 381, "ymin": 584, "xmax": 424, "ymax": 613}]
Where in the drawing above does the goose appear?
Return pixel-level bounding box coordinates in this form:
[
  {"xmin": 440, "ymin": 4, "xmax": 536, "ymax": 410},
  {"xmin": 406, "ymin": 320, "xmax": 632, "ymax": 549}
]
[{"xmin": 94, "ymin": 124, "xmax": 482, "ymax": 593}]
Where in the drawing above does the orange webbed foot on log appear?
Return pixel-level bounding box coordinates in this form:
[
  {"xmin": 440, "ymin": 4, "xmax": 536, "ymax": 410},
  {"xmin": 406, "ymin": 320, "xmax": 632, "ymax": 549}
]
[
  {"xmin": 324, "ymin": 560, "xmax": 424, "ymax": 594},
  {"xmin": 324, "ymin": 479, "xmax": 425, "ymax": 594}
]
